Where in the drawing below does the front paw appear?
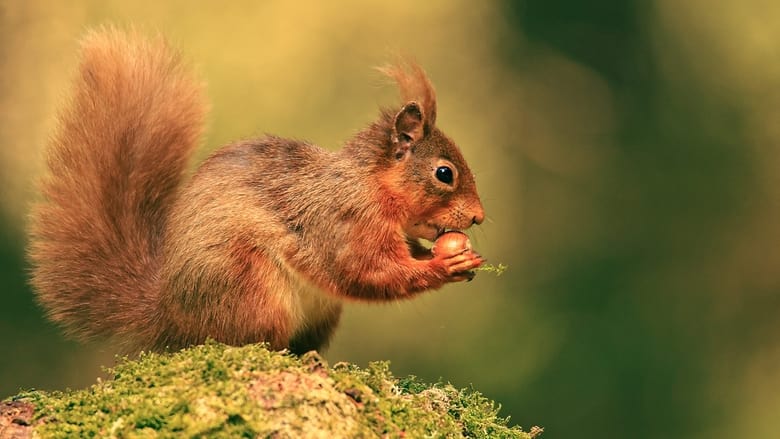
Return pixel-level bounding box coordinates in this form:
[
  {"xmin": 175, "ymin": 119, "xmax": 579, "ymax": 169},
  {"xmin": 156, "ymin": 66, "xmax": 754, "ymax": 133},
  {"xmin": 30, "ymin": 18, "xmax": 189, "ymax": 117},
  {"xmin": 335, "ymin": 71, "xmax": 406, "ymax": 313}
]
[{"xmin": 433, "ymin": 249, "xmax": 484, "ymax": 282}]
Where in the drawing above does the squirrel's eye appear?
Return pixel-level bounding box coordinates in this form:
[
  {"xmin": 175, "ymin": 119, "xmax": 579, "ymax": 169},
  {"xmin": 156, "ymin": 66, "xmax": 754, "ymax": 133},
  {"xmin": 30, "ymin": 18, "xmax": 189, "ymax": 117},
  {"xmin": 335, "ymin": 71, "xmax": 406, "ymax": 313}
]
[{"xmin": 435, "ymin": 166, "xmax": 454, "ymax": 184}]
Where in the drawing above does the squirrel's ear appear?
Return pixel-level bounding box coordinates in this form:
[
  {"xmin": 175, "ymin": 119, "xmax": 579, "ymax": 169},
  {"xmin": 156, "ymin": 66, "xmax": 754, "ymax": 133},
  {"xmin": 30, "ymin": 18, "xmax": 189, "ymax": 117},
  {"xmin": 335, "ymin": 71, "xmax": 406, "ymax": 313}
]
[{"xmin": 391, "ymin": 101, "xmax": 423, "ymax": 159}]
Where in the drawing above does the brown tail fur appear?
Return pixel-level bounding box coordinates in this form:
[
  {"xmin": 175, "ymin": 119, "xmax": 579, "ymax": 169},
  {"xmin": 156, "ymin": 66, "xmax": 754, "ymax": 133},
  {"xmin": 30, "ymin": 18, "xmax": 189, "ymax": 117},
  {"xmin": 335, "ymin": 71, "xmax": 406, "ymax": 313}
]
[{"xmin": 28, "ymin": 27, "xmax": 207, "ymax": 343}]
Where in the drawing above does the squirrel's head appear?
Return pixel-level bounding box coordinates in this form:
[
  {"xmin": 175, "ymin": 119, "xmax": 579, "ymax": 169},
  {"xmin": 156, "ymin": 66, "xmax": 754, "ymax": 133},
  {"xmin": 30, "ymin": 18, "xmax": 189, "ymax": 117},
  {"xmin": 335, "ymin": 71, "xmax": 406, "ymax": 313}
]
[{"xmin": 376, "ymin": 61, "xmax": 484, "ymax": 242}]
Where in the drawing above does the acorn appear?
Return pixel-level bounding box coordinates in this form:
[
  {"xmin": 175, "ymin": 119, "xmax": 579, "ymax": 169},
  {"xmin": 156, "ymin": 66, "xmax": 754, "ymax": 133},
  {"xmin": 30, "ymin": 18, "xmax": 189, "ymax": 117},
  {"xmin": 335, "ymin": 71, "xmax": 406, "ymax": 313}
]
[{"xmin": 432, "ymin": 231, "xmax": 472, "ymax": 257}]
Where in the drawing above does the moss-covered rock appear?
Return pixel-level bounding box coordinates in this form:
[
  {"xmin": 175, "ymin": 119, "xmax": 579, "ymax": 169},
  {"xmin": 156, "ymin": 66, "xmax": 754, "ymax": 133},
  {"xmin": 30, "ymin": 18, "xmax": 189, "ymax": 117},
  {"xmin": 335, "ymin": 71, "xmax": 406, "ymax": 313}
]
[{"xmin": 2, "ymin": 341, "xmax": 541, "ymax": 438}]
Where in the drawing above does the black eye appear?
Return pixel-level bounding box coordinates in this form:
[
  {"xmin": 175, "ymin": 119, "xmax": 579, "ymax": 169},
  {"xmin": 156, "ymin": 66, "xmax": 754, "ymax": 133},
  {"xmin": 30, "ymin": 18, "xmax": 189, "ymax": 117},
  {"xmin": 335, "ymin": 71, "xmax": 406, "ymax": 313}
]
[{"xmin": 435, "ymin": 166, "xmax": 454, "ymax": 184}]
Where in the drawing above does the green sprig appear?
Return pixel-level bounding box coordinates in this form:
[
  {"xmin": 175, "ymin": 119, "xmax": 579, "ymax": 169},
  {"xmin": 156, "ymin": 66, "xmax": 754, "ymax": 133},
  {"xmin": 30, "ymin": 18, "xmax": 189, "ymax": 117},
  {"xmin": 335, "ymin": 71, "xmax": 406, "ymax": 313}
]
[{"xmin": 475, "ymin": 263, "xmax": 508, "ymax": 276}]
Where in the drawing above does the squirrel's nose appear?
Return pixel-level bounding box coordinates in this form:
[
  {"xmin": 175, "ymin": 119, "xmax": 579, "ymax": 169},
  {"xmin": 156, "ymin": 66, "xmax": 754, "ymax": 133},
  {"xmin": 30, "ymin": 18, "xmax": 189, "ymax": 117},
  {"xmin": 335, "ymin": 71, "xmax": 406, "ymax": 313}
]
[{"xmin": 471, "ymin": 205, "xmax": 485, "ymax": 225}]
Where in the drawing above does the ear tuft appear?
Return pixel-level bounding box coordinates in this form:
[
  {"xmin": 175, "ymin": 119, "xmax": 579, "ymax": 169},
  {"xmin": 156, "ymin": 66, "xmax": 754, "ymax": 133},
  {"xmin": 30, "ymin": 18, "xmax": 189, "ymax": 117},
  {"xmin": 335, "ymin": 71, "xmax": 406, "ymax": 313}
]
[{"xmin": 378, "ymin": 59, "xmax": 437, "ymax": 131}]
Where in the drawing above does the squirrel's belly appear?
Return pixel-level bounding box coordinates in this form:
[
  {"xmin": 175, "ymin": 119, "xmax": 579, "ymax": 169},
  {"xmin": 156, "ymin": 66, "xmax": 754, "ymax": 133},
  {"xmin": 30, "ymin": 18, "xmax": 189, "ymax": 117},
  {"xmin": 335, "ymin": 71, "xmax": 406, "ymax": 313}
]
[{"xmin": 281, "ymin": 263, "xmax": 342, "ymax": 335}]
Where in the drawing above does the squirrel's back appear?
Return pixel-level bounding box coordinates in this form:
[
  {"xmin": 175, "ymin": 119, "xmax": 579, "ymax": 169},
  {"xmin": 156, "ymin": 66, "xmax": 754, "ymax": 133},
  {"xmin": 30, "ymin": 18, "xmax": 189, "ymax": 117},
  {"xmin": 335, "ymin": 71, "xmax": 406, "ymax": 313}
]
[{"xmin": 28, "ymin": 27, "xmax": 207, "ymax": 343}]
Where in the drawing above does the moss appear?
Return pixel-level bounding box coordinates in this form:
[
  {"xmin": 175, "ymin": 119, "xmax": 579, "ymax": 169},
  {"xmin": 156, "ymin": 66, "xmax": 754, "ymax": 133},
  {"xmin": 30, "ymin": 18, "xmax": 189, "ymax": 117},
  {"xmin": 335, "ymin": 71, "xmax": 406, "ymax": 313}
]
[{"xmin": 7, "ymin": 341, "xmax": 540, "ymax": 438}]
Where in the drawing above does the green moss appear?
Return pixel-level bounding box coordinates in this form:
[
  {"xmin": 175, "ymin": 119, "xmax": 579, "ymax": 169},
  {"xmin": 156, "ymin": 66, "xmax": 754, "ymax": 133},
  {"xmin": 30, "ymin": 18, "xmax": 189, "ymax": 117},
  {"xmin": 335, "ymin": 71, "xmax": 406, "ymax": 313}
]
[{"xmin": 8, "ymin": 341, "xmax": 539, "ymax": 438}]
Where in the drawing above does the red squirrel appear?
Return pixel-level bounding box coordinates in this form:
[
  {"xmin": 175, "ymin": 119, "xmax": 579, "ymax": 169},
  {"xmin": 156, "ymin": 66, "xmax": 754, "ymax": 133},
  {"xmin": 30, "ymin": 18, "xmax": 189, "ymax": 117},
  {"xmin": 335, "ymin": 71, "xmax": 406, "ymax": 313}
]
[{"xmin": 29, "ymin": 27, "xmax": 485, "ymax": 354}]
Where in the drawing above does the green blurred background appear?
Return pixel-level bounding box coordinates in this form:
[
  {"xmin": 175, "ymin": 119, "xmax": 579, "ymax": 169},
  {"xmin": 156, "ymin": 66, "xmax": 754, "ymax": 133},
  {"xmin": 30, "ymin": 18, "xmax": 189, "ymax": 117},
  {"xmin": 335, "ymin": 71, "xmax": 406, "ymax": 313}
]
[{"xmin": 2, "ymin": 1, "xmax": 779, "ymax": 437}]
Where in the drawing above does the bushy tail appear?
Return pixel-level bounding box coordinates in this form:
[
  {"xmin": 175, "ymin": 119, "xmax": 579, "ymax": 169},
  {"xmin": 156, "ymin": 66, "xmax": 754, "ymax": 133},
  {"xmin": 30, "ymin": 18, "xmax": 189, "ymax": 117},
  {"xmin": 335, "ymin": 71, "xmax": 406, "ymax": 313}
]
[{"xmin": 29, "ymin": 27, "xmax": 207, "ymax": 343}]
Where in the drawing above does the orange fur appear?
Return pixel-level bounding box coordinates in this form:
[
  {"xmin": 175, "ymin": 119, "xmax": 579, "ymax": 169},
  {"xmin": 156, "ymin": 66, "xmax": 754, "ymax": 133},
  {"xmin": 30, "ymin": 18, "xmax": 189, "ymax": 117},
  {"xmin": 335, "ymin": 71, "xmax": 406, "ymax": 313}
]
[
  {"xmin": 378, "ymin": 59, "xmax": 438, "ymax": 127},
  {"xmin": 29, "ymin": 28, "xmax": 484, "ymax": 354},
  {"xmin": 29, "ymin": 27, "xmax": 206, "ymax": 346}
]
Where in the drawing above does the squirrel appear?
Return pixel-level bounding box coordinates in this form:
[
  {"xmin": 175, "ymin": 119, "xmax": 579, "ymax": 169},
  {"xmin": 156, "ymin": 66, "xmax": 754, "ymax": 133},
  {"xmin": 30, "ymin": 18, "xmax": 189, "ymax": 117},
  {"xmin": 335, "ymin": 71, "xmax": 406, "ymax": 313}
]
[{"xmin": 28, "ymin": 27, "xmax": 485, "ymax": 355}]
